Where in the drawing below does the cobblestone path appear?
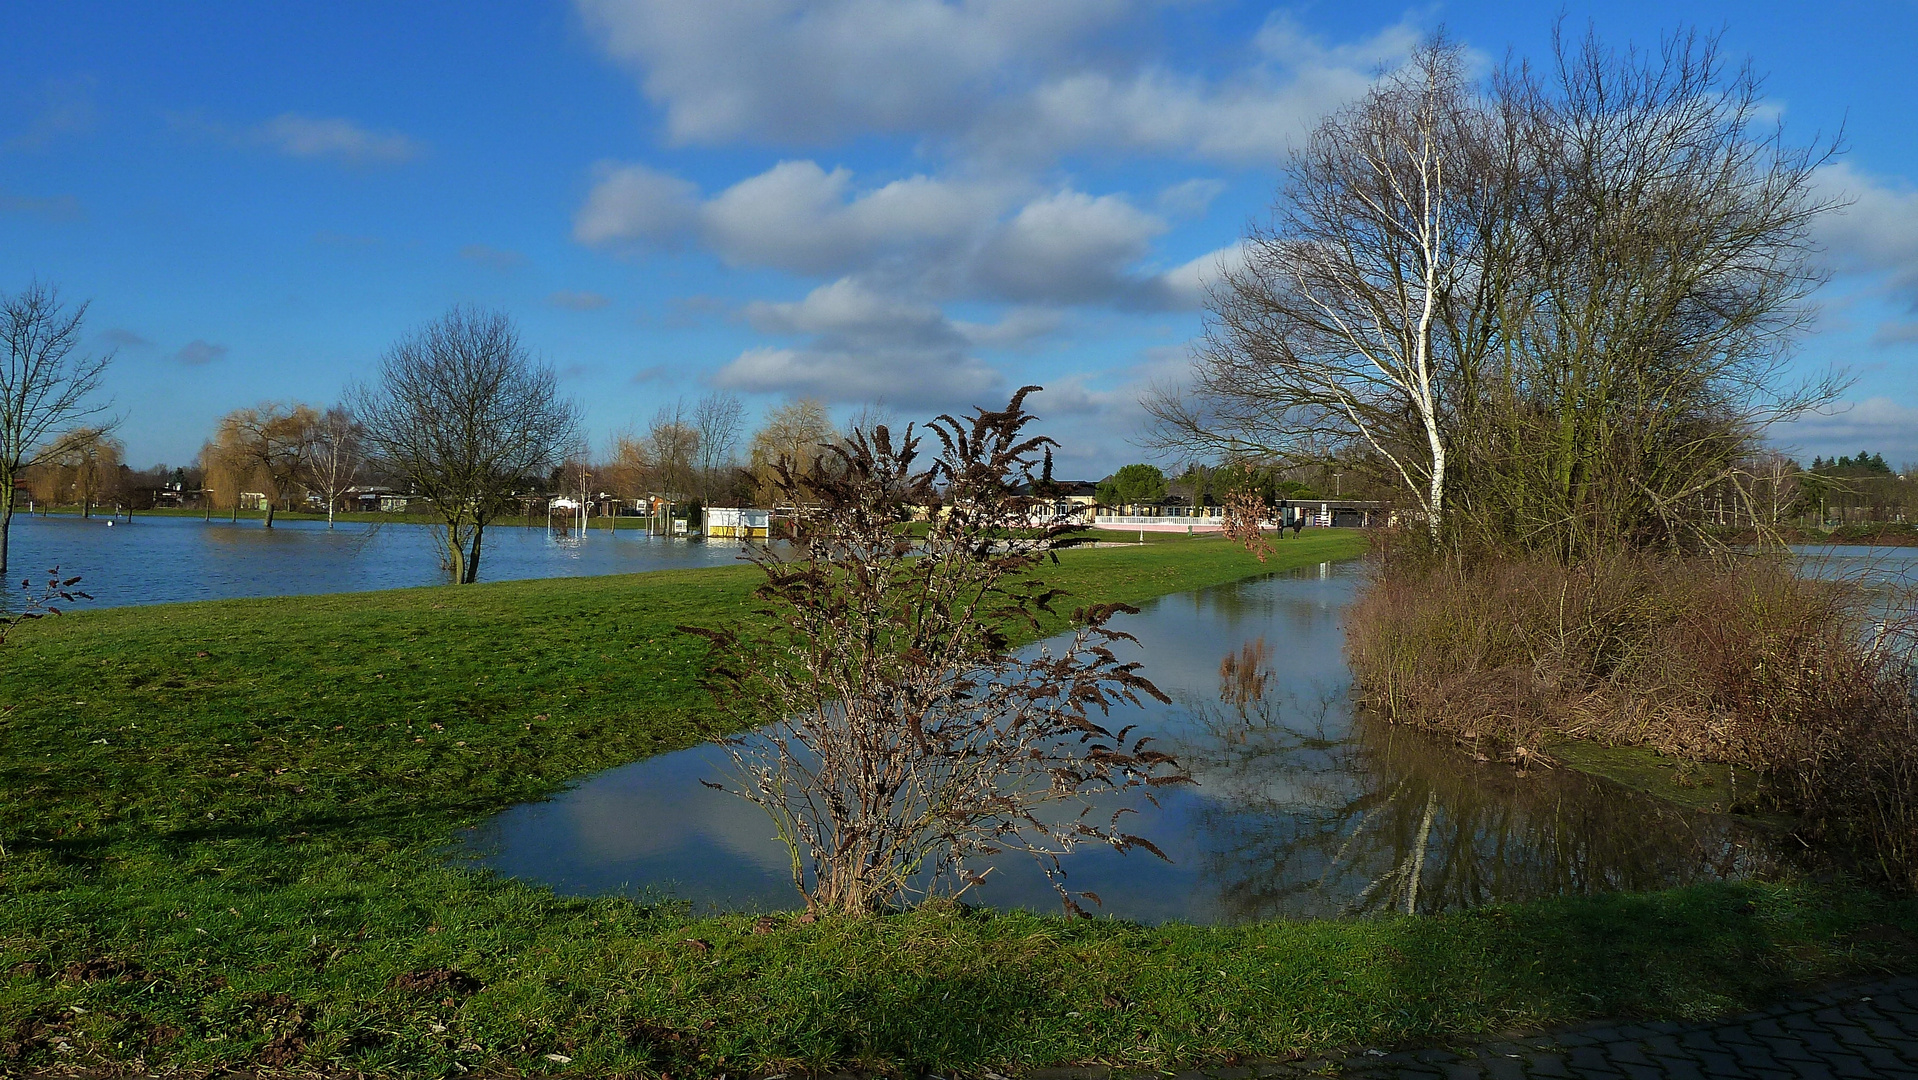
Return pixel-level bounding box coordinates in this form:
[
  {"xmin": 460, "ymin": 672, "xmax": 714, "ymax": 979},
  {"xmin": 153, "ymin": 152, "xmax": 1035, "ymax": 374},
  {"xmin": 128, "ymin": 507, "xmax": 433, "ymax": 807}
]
[{"xmin": 1313, "ymin": 975, "xmax": 1918, "ymax": 1078}]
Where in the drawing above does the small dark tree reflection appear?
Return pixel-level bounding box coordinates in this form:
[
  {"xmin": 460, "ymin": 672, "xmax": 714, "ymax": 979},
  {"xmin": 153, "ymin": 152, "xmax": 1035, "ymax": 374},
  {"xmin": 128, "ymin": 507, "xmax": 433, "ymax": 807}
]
[
  {"xmin": 1174, "ymin": 662, "xmax": 1785, "ymax": 921},
  {"xmin": 682, "ymin": 390, "xmax": 1189, "ymax": 916}
]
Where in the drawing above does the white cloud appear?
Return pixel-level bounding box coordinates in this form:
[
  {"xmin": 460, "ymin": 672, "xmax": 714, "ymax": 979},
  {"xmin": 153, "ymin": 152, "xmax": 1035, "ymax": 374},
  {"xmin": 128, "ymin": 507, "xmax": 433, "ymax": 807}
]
[
  {"xmin": 576, "ymin": 0, "xmax": 1128, "ymax": 147},
  {"xmin": 254, "ymin": 113, "xmax": 423, "ymax": 165},
  {"xmin": 1774, "ymin": 397, "xmax": 1918, "ymax": 464},
  {"xmin": 1816, "ymin": 162, "xmax": 1918, "ymax": 308},
  {"xmin": 1156, "ymin": 178, "xmax": 1227, "ymax": 219},
  {"xmin": 719, "ymin": 278, "xmax": 1002, "ymax": 406},
  {"xmin": 573, "ymin": 162, "xmax": 699, "ymax": 246},
  {"xmin": 576, "ymin": 0, "xmax": 1420, "ymax": 165},
  {"xmin": 577, "ymin": 159, "xmax": 1194, "ymax": 309},
  {"xmin": 1146, "ymin": 241, "xmax": 1248, "ymax": 311}
]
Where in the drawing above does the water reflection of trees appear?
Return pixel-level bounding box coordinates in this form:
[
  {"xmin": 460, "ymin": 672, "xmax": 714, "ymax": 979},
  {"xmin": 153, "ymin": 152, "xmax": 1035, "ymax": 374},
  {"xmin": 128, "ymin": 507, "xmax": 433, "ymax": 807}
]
[{"xmin": 1172, "ymin": 664, "xmax": 1787, "ymax": 921}]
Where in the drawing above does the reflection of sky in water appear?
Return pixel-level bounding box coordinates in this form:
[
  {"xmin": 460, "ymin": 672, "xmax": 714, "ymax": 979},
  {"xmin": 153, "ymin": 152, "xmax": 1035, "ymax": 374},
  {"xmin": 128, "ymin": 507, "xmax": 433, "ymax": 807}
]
[
  {"xmin": 2, "ymin": 514, "xmax": 744, "ymax": 608},
  {"xmin": 457, "ymin": 558, "xmax": 1794, "ymax": 923}
]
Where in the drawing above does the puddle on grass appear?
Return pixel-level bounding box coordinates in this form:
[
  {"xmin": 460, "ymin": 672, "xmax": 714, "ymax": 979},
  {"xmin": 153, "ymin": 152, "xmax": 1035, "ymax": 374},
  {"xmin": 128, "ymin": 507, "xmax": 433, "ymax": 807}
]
[{"xmin": 452, "ymin": 560, "xmax": 1791, "ymax": 924}]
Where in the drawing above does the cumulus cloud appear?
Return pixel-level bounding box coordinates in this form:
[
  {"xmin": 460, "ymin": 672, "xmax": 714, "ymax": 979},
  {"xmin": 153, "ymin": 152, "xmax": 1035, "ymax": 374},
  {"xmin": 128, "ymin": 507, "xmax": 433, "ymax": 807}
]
[
  {"xmin": 1774, "ymin": 398, "xmax": 1918, "ymax": 465},
  {"xmin": 575, "ymin": 1, "xmax": 1419, "ymax": 165},
  {"xmin": 549, "ymin": 290, "xmax": 612, "ymax": 311},
  {"xmin": 717, "ymin": 278, "xmax": 1003, "ymax": 406},
  {"xmin": 576, "ymin": 0, "xmax": 1126, "ymax": 147},
  {"xmin": 254, "ymin": 113, "xmax": 423, "ymax": 165},
  {"xmin": 173, "ymin": 340, "xmax": 228, "ymax": 366},
  {"xmin": 577, "ymin": 159, "xmax": 1198, "ymax": 309},
  {"xmin": 573, "ymin": 162, "xmax": 700, "ymax": 247},
  {"xmin": 1816, "ymin": 162, "xmax": 1918, "ymax": 308}
]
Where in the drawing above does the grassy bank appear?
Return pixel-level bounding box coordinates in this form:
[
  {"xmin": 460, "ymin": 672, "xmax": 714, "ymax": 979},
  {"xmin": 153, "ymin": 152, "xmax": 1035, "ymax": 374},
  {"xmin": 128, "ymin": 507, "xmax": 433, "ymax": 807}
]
[{"xmin": 2, "ymin": 529, "xmax": 1914, "ymax": 1077}]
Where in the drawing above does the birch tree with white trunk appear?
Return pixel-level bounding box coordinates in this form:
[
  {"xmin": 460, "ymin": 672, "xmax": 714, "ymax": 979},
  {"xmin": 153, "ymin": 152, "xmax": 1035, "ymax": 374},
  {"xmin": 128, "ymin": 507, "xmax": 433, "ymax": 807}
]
[{"xmin": 1146, "ymin": 41, "xmax": 1493, "ymax": 539}]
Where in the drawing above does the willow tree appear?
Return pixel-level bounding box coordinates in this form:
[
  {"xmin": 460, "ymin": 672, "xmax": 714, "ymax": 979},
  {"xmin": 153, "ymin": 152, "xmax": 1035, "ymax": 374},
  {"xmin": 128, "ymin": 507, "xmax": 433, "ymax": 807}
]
[
  {"xmin": 211, "ymin": 403, "xmax": 317, "ymax": 527},
  {"xmin": 353, "ymin": 307, "xmax": 579, "ymax": 584}
]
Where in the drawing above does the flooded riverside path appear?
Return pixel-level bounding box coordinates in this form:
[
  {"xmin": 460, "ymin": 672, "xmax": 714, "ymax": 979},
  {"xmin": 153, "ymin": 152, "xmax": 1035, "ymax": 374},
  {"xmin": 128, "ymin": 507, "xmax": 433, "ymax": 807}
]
[
  {"xmin": 457, "ymin": 560, "xmax": 1793, "ymax": 924},
  {"xmin": 2, "ymin": 513, "xmax": 739, "ymax": 608}
]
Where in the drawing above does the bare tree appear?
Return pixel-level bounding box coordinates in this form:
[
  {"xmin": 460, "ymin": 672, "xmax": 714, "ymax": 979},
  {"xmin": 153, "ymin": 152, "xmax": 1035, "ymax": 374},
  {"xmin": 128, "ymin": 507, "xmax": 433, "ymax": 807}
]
[
  {"xmin": 1148, "ymin": 41, "xmax": 1485, "ymax": 539},
  {"xmin": 1150, "ymin": 28, "xmax": 1842, "ymax": 557},
  {"xmin": 646, "ymin": 400, "xmax": 699, "ymax": 502},
  {"xmin": 691, "ymin": 390, "xmax": 744, "ymax": 503},
  {"xmin": 304, "ymin": 406, "xmax": 364, "ymax": 528},
  {"xmin": 682, "ymin": 389, "xmax": 1187, "ymax": 915},
  {"xmin": 0, "ymin": 284, "xmax": 113, "ymax": 571},
  {"xmin": 353, "ymin": 307, "xmax": 580, "ymax": 584}
]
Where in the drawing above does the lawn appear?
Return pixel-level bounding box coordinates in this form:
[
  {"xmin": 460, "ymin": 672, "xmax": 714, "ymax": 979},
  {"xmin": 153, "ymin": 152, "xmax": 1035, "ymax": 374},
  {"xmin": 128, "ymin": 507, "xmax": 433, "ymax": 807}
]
[{"xmin": 0, "ymin": 529, "xmax": 1912, "ymax": 1077}]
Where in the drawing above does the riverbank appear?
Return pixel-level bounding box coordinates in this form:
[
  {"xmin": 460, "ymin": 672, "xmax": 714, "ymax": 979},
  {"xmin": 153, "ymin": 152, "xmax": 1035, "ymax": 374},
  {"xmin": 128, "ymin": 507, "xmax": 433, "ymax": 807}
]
[{"xmin": 2, "ymin": 530, "xmax": 1913, "ymax": 1077}]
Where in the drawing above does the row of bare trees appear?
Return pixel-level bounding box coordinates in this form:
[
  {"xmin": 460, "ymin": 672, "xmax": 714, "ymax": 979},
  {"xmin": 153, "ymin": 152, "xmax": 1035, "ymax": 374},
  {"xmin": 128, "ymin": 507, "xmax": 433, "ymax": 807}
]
[{"xmin": 1150, "ymin": 26, "xmax": 1844, "ymax": 559}]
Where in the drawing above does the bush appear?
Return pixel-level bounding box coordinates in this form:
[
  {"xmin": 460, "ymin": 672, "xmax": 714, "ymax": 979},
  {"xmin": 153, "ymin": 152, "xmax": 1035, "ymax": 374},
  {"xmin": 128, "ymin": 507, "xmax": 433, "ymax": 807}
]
[{"xmin": 1345, "ymin": 537, "xmax": 1918, "ymax": 889}]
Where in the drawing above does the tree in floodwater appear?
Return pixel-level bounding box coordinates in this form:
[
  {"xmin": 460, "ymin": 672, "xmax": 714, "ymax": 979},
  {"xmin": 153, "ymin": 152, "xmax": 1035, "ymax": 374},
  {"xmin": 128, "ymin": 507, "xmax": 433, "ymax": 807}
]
[
  {"xmin": 32, "ymin": 426, "xmax": 124, "ymax": 518},
  {"xmin": 304, "ymin": 406, "xmax": 364, "ymax": 528},
  {"xmin": 211, "ymin": 403, "xmax": 317, "ymax": 527},
  {"xmin": 0, "ymin": 284, "xmax": 113, "ymax": 571},
  {"xmin": 681, "ymin": 389, "xmax": 1189, "ymax": 916},
  {"xmin": 353, "ymin": 307, "xmax": 579, "ymax": 584}
]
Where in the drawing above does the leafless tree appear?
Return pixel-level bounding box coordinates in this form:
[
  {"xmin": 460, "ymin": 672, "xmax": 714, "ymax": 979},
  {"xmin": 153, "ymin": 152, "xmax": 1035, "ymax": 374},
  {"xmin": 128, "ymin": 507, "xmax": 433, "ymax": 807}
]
[
  {"xmin": 1149, "ymin": 27, "xmax": 1843, "ymax": 558},
  {"xmin": 352, "ymin": 307, "xmax": 580, "ymax": 584},
  {"xmin": 682, "ymin": 389, "xmax": 1188, "ymax": 916},
  {"xmin": 1147, "ymin": 41, "xmax": 1489, "ymax": 539},
  {"xmin": 304, "ymin": 406, "xmax": 364, "ymax": 528},
  {"xmin": 646, "ymin": 400, "xmax": 699, "ymax": 502},
  {"xmin": 0, "ymin": 284, "xmax": 113, "ymax": 571},
  {"xmin": 691, "ymin": 390, "xmax": 744, "ymax": 504}
]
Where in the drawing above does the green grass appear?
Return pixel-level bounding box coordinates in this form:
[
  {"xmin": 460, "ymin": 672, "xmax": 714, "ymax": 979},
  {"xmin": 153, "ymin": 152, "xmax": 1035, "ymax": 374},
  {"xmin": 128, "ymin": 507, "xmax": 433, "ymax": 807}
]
[{"xmin": 1, "ymin": 528, "xmax": 1913, "ymax": 1076}]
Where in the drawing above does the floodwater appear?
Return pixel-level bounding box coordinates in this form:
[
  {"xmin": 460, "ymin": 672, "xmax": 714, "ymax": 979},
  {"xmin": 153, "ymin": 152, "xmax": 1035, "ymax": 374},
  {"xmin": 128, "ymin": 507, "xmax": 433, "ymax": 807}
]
[
  {"xmin": 454, "ymin": 560, "xmax": 1792, "ymax": 924},
  {"xmin": 1, "ymin": 513, "xmax": 740, "ymax": 608}
]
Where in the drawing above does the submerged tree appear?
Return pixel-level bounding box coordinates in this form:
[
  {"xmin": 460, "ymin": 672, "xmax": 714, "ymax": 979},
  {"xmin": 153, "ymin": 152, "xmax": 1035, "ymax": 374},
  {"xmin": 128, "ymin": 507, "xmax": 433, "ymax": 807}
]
[
  {"xmin": 304, "ymin": 405, "xmax": 365, "ymax": 528},
  {"xmin": 354, "ymin": 307, "xmax": 579, "ymax": 583},
  {"xmin": 0, "ymin": 284, "xmax": 113, "ymax": 572},
  {"xmin": 211, "ymin": 403, "xmax": 317, "ymax": 527},
  {"xmin": 681, "ymin": 389, "xmax": 1188, "ymax": 915}
]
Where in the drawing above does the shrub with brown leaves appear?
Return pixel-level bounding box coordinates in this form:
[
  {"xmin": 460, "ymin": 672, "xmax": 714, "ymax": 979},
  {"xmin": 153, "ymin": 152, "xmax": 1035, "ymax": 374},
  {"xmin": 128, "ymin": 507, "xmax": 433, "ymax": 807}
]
[{"xmin": 681, "ymin": 389, "xmax": 1189, "ymax": 916}]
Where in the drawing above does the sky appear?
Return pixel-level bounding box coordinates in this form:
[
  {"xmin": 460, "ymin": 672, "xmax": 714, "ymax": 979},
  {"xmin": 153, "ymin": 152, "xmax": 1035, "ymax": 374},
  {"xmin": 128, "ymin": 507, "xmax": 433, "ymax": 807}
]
[{"xmin": 2, "ymin": 1, "xmax": 1916, "ymax": 479}]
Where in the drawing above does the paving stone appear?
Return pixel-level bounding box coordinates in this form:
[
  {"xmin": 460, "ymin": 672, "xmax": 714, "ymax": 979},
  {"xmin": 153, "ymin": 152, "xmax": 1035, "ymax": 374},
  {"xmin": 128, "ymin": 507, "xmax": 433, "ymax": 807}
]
[{"xmin": 1242, "ymin": 978, "xmax": 1918, "ymax": 1078}]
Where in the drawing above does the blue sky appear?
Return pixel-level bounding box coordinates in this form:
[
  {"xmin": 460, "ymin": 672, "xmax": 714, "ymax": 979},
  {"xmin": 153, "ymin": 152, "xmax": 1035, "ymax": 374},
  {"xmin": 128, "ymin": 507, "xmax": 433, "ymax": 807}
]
[{"xmin": 3, "ymin": 1, "xmax": 1915, "ymax": 478}]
